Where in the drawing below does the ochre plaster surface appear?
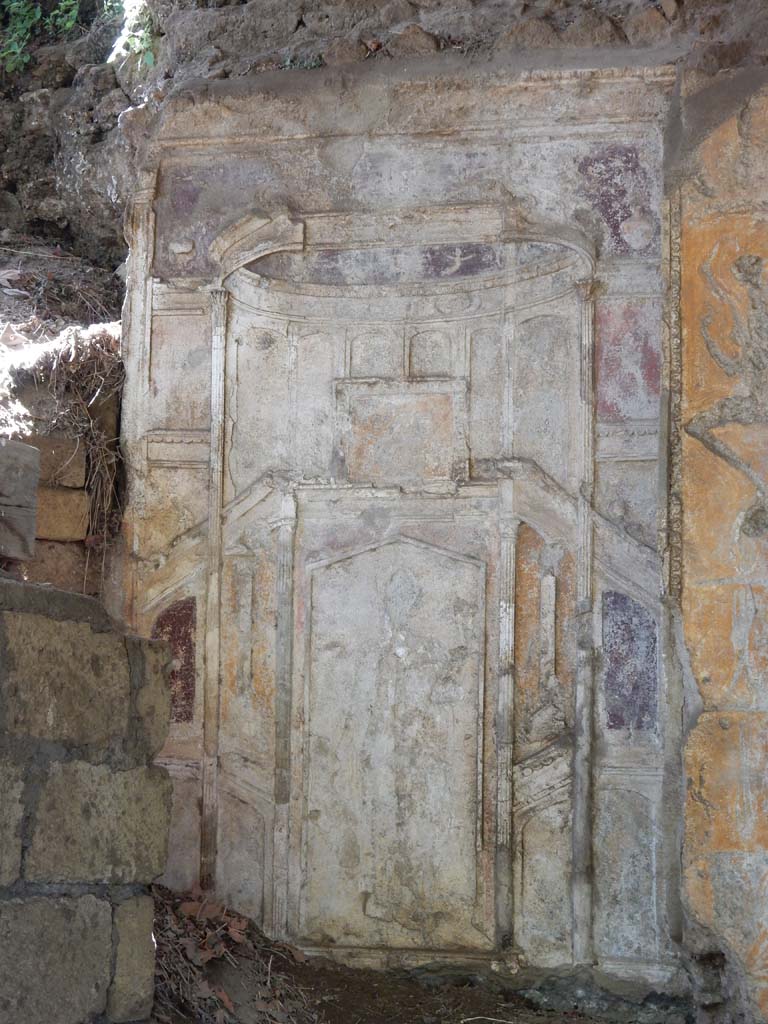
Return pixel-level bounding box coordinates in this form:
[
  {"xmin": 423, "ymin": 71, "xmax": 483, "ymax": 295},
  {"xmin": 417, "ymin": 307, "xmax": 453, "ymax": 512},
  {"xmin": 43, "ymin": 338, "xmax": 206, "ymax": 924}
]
[{"xmin": 681, "ymin": 81, "xmax": 768, "ymax": 1021}]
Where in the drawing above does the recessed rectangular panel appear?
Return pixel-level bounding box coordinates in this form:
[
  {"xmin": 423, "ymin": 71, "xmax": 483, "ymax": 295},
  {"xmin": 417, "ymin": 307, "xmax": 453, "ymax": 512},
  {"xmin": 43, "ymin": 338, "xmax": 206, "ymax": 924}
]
[
  {"xmin": 512, "ymin": 313, "xmax": 579, "ymax": 492},
  {"xmin": 338, "ymin": 380, "xmax": 467, "ymax": 487},
  {"xmin": 149, "ymin": 313, "xmax": 211, "ymax": 430},
  {"xmin": 301, "ymin": 538, "xmax": 489, "ymax": 950}
]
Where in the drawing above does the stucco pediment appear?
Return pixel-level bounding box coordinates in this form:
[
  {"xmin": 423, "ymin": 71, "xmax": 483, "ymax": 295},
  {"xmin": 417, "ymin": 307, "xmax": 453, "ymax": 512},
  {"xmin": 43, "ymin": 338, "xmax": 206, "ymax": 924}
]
[{"xmin": 210, "ymin": 210, "xmax": 305, "ymax": 284}]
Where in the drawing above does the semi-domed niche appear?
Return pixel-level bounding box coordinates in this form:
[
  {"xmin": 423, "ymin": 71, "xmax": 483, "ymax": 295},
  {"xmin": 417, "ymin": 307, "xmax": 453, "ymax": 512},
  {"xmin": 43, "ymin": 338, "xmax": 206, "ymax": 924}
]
[
  {"xmin": 223, "ymin": 224, "xmax": 592, "ymax": 500},
  {"xmin": 206, "ymin": 209, "xmax": 606, "ymax": 962}
]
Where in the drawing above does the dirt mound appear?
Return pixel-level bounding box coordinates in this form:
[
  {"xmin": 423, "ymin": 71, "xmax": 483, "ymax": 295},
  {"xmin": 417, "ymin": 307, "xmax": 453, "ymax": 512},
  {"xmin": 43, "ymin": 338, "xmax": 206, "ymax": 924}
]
[{"xmin": 151, "ymin": 886, "xmax": 598, "ymax": 1024}]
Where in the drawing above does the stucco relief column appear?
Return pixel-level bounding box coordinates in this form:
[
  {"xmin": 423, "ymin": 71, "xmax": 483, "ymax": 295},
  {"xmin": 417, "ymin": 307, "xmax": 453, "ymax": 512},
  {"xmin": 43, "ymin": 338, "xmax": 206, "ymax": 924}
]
[
  {"xmin": 200, "ymin": 286, "xmax": 228, "ymax": 889},
  {"xmin": 496, "ymin": 481, "xmax": 520, "ymax": 946},
  {"xmin": 572, "ymin": 278, "xmax": 597, "ymax": 965},
  {"xmin": 269, "ymin": 492, "xmax": 297, "ymax": 938},
  {"xmin": 120, "ymin": 175, "xmax": 155, "ymax": 629}
]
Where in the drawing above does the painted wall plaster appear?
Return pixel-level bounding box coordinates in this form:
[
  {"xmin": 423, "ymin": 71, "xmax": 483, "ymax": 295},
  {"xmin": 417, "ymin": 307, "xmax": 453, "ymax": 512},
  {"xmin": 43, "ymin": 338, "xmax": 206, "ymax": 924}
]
[
  {"xmin": 115, "ymin": 56, "xmax": 707, "ymax": 1009},
  {"xmin": 679, "ymin": 77, "xmax": 768, "ymax": 1023}
]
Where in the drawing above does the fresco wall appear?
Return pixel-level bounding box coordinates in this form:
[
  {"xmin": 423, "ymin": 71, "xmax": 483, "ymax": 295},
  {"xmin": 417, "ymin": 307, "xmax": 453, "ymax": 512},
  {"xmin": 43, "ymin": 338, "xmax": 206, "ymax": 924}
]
[
  {"xmin": 113, "ymin": 54, "xmax": 767, "ymax": 1012},
  {"xmin": 679, "ymin": 76, "xmax": 768, "ymax": 1023}
]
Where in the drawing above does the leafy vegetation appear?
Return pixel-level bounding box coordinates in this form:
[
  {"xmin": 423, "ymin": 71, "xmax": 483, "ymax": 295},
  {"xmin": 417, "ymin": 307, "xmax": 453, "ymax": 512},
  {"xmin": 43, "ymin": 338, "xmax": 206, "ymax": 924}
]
[
  {"xmin": 280, "ymin": 52, "xmax": 324, "ymax": 70},
  {"xmin": 120, "ymin": 4, "xmax": 154, "ymax": 67},
  {"xmin": 0, "ymin": 0, "xmax": 122, "ymax": 75},
  {"xmin": 0, "ymin": 0, "xmax": 43, "ymax": 73}
]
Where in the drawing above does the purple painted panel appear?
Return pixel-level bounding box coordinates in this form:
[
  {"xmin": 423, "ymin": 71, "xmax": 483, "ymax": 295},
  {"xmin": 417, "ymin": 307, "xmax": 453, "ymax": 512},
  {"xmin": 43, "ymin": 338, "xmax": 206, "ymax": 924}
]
[
  {"xmin": 596, "ymin": 299, "xmax": 661, "ymax": 423},
  {"xmin": 152, "ymin": 596, "xmax": 196, "ymax": 724},
  {"xmin": 577, "ymin": 144, "xmax": 658, "ymax": 256},
  {"xmin": 249, "ymin": 242, "xmax": 502, "ymax": 287},
  {"xmin": 602, "ymin": 590, "xmax": 658, "ymax": 732}
]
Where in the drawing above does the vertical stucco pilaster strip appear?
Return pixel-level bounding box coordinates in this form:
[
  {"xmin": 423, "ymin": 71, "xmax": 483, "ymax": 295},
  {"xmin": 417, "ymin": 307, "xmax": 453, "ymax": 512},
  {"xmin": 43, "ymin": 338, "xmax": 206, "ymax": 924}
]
[
  {"xmin": 666, "ymin": 191, "xmax": 684, "ymax": 604},
  {"xmin": 502, "ymin": 311, "xmax": 515, "ymax": 457},
  {"xmin": 572, "ymin": 279, "xmax": 596, "ymax": 965},
  {"xmin": 273, "ymin": 493, "xmax": 297, "ymax": 805},
  {"xmin": 540, "ymin": 573, "xmax": 557, "ymax": 682},
  {"xmin": 660, "ymin": 192, "xmax": 684, "ymax": 943},
  {"xmin": 270, "ymin": 492, "xmax": 297, "ymax": 937},
  {"xmin": 121, "ymin": 181, "xmax": 155, "ymax": 630},
  {"xmin": 200, "ymin": 286, "xmax": 228, "ymax": 890},
  {"xmin": 496, "ymin": 503, "xmax": 519, "ymax": 944}
]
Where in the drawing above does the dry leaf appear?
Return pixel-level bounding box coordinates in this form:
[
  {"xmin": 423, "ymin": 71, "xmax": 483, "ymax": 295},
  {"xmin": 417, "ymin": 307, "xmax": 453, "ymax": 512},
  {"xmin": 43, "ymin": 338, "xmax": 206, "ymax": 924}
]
[
  {"xmin": 201, "ymin": 900, "xmax": 225, "ymax": 919},
  {"xmin": 0, "ymin": 268, "xmax": 21, "ymax": 287},
  {"xmin": 180, "ymin": 937, "xmax": 203, "ymax": 965},
  {"xmin": 214, "ymin": 986, "xmax": 235, "ymax": 1013},
  {"xmin": 195, "ymin": 978, "xmax": 214, "ymax": 999}
]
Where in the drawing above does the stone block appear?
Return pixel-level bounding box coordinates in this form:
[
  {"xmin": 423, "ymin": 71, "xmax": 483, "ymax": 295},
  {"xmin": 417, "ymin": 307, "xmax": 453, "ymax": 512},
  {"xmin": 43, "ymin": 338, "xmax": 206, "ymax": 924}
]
[
  {"xmin": 0, "ymin": 439, "xmax": 39, "ymax": 561},
  {"xmin": 0, "ymin": 506, "xmax": 37, "ymax": 563},
  {"xmin": 36, "ymin": 485, "xmax": 89, "ymax": 541},
  {"xmin": 322, "ymin": 36, "xmax": 367, "ymax": 66},
  {"xmin": 2, "ymin": 610, "xmax": 130, "ymax": 746},
  {"xmin": 134, "ymin": 637, "xmax": 173, "ymax": 758},
  {"xmin": 0, "ymin": 895, "xmax": 111, "ymax": 1024},
  {"xmin": 623, "ymin": 7, "xmax": 671, "ymax": 45},
  {"xmin": 0, "ymin": 759, "xmax": 24, "ymax": 886},
  {"xmin": 0, "ymin": 439, "xmax": 39, "ymax": 509},
  {"xmin": 33, "ymin": 434, "xmax": 86, "ymax": 488},
  {"xmin": 498, "ymin": 17, "xmax": 561, "ymax": 49},
  {"xmin": 27, "ymin": 761, "xmax": 171, "ymax": 883},
  {"xmin": 18, "ymin": 539, "xmax": 100, "ymax": 595},
  {"xmin": 386, "ymin": 24, "xmax": 439, "ymax": 56},
  {"xmin": 108, "ymin": 895, "xmax": 156, "ymax": 1023},
  {"xmin": 560, "ymin": 11, "xmax": 622, "ymax": 46}
]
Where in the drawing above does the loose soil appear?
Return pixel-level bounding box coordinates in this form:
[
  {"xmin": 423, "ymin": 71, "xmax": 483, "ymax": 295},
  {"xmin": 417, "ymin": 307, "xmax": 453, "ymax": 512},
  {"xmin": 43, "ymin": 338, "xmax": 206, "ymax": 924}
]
[
  {"xmin": 216, "ymin": 954, "xmax": 591, "ymax": 1024},
  {"xmin": 152, "ymin": 887, "xmax": 593, "ymax": 1024}
]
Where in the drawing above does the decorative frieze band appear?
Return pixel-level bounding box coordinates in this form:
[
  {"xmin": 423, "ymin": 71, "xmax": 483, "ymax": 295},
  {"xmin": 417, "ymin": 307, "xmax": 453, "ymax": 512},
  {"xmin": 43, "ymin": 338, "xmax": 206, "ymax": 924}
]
[
  {"xmin": 596, "ymin": 421, "xmax": 659, "ymax": 462},
  {"xmin": 145, "ymin": 429, "xmax": 210, "ymax": 467}
]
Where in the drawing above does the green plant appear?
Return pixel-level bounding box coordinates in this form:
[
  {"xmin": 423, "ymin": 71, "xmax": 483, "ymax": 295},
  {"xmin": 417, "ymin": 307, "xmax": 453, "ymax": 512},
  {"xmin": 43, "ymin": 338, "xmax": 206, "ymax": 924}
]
[
  {"xmin": 0, "ymin": 0, "xmax": 82, "ymax": 74},
  {"xmin": 122, "ymin": 5, "xmax": 154, "ymax": 66},
  {"xmin": 280, "ymin": 52, "xmax": 324, "ymax": 70},
  {"xmin": 99, "ymin": 0, "xmax": 123, "ymax": 19},
  {"xmin": 0, "ymin": 0, "xmax": 41, "ymax": 73},
  {"xmin": 44, "ymin": 0, "xmax": 78, "ymax": 34}
]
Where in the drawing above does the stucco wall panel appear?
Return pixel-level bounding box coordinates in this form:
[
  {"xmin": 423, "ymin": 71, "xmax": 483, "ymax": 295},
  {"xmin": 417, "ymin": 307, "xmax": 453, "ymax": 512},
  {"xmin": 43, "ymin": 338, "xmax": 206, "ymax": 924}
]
[{"xmin": 119, "ymin": 63, "xmax": 678, "ymax": 992}]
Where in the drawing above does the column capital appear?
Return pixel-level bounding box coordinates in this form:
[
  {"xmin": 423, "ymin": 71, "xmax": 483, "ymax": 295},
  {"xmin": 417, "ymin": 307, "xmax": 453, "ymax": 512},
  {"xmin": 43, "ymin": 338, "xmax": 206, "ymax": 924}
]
[
  {"xmin": 575, "ymin": 276, "xmax": 600, "ymax": 301},
  {"xmin": 269, "ymin": 492, "xmax": 297, "ymax": 533}
]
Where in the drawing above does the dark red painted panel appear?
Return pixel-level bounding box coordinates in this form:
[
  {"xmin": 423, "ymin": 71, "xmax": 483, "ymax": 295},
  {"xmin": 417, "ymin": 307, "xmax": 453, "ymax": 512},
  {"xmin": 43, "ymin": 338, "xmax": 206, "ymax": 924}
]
[{"xmin": 152, "ymin": 596, "xmax": 196, "ymax": 724}]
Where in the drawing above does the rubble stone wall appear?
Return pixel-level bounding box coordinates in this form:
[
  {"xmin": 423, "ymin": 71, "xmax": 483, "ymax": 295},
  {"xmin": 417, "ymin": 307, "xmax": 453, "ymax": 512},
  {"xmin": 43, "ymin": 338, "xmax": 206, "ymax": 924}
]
[
  {"xmin": 2, "ymin": 0, "xmax": 768, "ymax": 269},
  {"xmin": 0, "ymin": 577, "xmax": 172, "ymax": 1024}
]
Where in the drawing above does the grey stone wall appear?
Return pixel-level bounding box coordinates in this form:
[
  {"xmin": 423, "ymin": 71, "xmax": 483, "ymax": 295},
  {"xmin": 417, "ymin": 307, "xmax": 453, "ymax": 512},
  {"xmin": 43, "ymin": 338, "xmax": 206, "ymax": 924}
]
[{"xmin": 0, "ymin": 578, "xmax": 172, "ymax": 1024}]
